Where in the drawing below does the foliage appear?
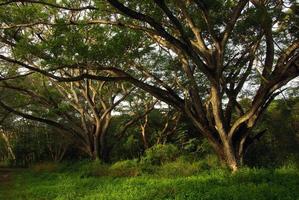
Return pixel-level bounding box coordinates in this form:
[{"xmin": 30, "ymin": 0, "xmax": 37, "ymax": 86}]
[
  {"xmin": 2, "ymin": 163, "xmax": 299, "ymax": 200},
  {"xmin": 31, "ymin": 162, "xmax": 60, "ymax": 173},
  {"xmin": 245, "ymin": 97, "xmax": 299, "ymax": 167},
  {"xmin": 0, "ymin": 0, "xmax": 298, "ymax": 171},
  {"xmin": 140, "ymin": 144, "xmax": 179, "ymax": 165}
]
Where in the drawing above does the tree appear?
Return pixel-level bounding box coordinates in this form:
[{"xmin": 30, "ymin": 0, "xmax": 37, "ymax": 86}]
[
  {"xmin": 0, "ymin": 2, "xmax": 142, "ymax": 161},
  {"xmin": 0, "ymin": 130, "xmax": 15, "ymax": 162},
  {"xmin": 101, "ymin": 0, "xmax": 299, "ymax": 171},
  {"xmin": 0, "ymin": 0, "xmax": 298, "ymax": 171},
  {"xmin": 118, "ymin": 90, "xmax": 181, "ymax": 150},
  {"xmin": 0, "ymin": 72, "xmax": 132, "ymax": 161}
]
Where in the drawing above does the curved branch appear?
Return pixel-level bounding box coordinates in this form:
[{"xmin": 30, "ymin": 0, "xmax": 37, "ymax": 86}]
[
  {"xmin": 221, "ymin": 0, "xmax": 248, "ymax": 47},
  {"xmin": 0, "ymin": 0, "xmax": 97, "ymax": 11},
  {"xmin": 107, "ymin": 0, "xmax": 210, "ymax": 75},
  {"xmin": 0, "ymin": 100, "xmax": 89, "ymax": 145},
  {"xmin": 0, "ymin": 100, "xmax": 68, "ymax": 133},
  {"xmin": 0, "ymin": 54, "xmax": 184, "ymax": 109},
  {"xmin": 0, "ymin": 72, "xmax": 34, "ymax": 81}
]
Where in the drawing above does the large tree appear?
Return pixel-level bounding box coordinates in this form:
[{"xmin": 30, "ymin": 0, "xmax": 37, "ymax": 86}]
[
  {"xmin": 101, "ymin": 0, "xmax": 299, "ymax": 171},
  {"xmin": 0, "ymin": 0, "xmax": 298, "ymax": 171},
  {"xmin": 0, "ymin": 71, "xmax": 132, "ymax": 161}
]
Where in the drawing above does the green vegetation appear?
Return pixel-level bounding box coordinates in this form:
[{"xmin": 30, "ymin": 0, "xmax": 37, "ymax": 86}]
[
  {"xmin": 3, "ymin": 161, "xmax": 299, "ymax": 200},
  {"xmin": 0, "ymin": 0, "xmax": 298, "ymax": 171},
  {"xmin": 0, "ymin": 1, "xmax": 298, "ymax": 199}
]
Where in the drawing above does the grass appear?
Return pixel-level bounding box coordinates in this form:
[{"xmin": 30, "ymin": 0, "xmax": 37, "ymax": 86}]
[{"xmin": 3, "ymin": 161, "xmax": 299, "ymax": 200}]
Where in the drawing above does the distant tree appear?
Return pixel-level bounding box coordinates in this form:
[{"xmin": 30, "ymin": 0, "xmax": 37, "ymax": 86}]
[
  {"xmin": 245, "ymin": 96, "xmax": 299, "ymax": 167},
  {"xmin": 0, "ymin": 73, "xmax": 132, "ymax": 161}
]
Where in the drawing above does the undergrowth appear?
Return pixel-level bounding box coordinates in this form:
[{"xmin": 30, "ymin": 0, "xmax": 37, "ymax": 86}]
[{"xmin": 4, "ymin": 159, "xmax": 299, "ymax": 200}]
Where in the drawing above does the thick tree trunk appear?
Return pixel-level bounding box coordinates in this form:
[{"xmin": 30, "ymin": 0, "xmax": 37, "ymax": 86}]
[
  {"xmin": 97, "ymin": 115, "xmax": 111, "ymax": 162},
  {"xmin": 222, "ymin": 142, "xmax": 239, "ymax": 172},
  {"xmin": 211, "ymin": 139, "xmax": 240, "ymax": 172},
  {"xmin": 92, "ymin": 117, "xmax": 108, "ymax": 161},
  {"xmin": 100, "ymin": 132, "xmax": 109, "ymax": 162},
  {"xmin": 92, "ymin": 134, "xmax": 100, "ymax": 160},
  {"xmin": 210, "ymin": 126, "xmax": 264, "ymax": 172}
]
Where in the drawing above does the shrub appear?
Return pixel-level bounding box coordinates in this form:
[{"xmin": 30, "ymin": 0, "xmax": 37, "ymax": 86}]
[
  {"xmin": 109, "ymin": 159, "xmax": 141, "ymax": 177},
  {"xmin": 194, "ymin": 154, "xmax": 223, "ymax": 171},
  {"xmin": 157, "ymin": 159, "xmax": 201, "ymax": 177},
  {"xmin": 182, "ymin": 138, "xmax": 214, "ymax": 157},
  {"xmin": 62, "ymin": 159, "xmax": 142, "ymax": 178},
  {"xmin": 110, "ymin": 159, "xmax": 138, "ymax": 169},
  {"xmin": 141, "ymin": 144, "xmax": 180, "ymax": 165},
  {"xmin": 31, "ymin": 162, "xmax": 59, "ymax": 172},
  {"xmin": 76, "ymin": 160, "xmax": 110, "ymax": 177},
  {"xmin": 58, "ymin": 160, "xmax": 110, "ymax": 177}
]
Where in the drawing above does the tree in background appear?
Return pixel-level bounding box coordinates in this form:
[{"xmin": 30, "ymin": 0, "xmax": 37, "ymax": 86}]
[
  {"xmin": 0, "ymin": 71, "xmax": 133, "ymax": 161},
  {"xmin": 245, "ymin": 96, "xmax": 299, "ymax": 167}
]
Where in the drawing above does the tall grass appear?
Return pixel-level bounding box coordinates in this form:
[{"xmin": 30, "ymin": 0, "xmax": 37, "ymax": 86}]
[{"xmin": 5, "ymin": 161, "xmax": 299, "ymax": 200}]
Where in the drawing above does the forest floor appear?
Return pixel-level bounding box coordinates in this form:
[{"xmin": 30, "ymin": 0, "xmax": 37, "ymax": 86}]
[
  {"xmin": 1, "ymin": 162, "xmax": 298, "ymax": 200},
  {"xmin": 0, "ymin": 167, "xmax": 15, "ymax": 199}
]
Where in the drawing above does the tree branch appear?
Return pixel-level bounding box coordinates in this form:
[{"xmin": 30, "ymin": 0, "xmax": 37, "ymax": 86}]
[
  {"xmin": 0, "ymin": 0, "xmax": 97, "ymax": 11},
  {"xmin": 221, "ymin": 0, "xmax": 248, "ymax": 47}
]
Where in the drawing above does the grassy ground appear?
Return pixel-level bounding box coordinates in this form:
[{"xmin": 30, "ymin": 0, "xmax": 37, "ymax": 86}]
[
  {"xmin": 1, "ymin": 161, "xmax": 299, "ymax": 200},
  {"xmin": 0, "ymin": 168, "xmax": 14, "ymax": 200}
]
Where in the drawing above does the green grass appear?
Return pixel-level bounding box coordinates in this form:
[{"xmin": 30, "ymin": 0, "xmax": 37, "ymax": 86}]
[{"xmin": 3, "ymin": 162, "xmax": 299, "ymax": 200}]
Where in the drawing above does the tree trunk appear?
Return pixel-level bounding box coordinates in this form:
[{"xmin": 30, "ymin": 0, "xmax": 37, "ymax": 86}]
[
  {"xmin": 100, "ymin": 132, "xmax": 109, "ymax": 162},
  {"xmin": 140, "ymin": 125, "xmax": 149, "ymax": 149},
  {"xmin": 222, "ymin": 141, "xmax": 239, "ymax": 172},
  {"xmin": 92, "ymin": 134, "xmax": 100, "ymax": 160},
  {"xmin": 211, "ymin": 127, "xmax": 263, "ymax": 172},
  {"xmin": 98, "ymin": 115, "xmax": 111, "ymax": 162},
  {"xmin": 0, "ymin": 132, "xmax": 16, "ymax": 161}
]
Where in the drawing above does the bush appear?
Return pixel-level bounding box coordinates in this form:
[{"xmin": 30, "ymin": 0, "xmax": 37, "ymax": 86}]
[
  {"xmin": 77, "ymin": 160, "xmax": 110, "ymax": 177},
  {"xmin": 156, "ymin": 159, "xmax": 201, "ymax": 177},
  {"xmin": 201, "ymin": 154, "xmax": 221, "ymax": 169},
  {"xmin": 109, "ymin": 159, "xmax": 141, "ymax": 177},
  {"xmin": 57, "ymin": 160, "xmax": 109, "ymax": 177},
  {"xmin": 31, "ymin": 162, "xmax": 59, "ymax": 172},
  {"xmin": 61, "ymin": 159, "xmax": 142, "ymax": 178},
  {"xmin": 141, "ymin": 144, "xmax": 180, "ymax": 165},
  {"xmin": 110, "ymin": 159, "xmax": 138, "ymax": 168},
  {"xmin": 182, "ymin": 138, "xmax": 214, "ymax": 157},
  {"xmin": 245, "ymin": 98, "xmax": 299, "ymax": 168}
]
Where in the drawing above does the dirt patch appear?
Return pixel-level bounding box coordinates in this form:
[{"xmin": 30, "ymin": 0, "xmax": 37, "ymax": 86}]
[{"xmin": 0, "ymin": 168, "xmax": 13, "ymax": 182}]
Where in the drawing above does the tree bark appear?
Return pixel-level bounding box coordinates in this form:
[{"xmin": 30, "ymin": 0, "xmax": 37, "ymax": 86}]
[
  {"xmin": 140, "ymin": 114, "xmax": 149, "ymax": 149},
  {"xmin": 0, "ymin": 132, "xmax": 16, "ymax": 161},
  {"xmin": 97, "ymin": 114, "xmax": 111, "ymax": 162},
  {"xmin": 92, "ymin": 133, "xmax": 100, "ymax": 160},
  {"xmin": 222, "ymin": 141, "xmax": 239, "ymax": 172}
]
